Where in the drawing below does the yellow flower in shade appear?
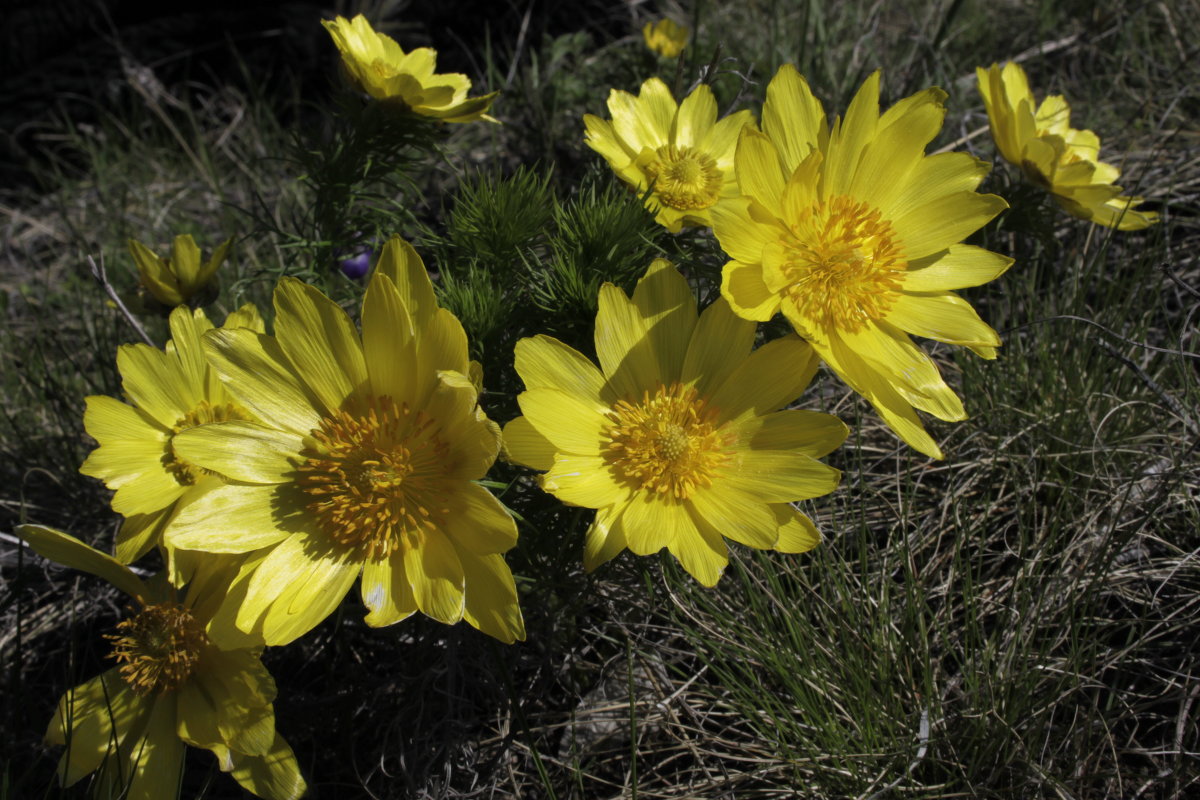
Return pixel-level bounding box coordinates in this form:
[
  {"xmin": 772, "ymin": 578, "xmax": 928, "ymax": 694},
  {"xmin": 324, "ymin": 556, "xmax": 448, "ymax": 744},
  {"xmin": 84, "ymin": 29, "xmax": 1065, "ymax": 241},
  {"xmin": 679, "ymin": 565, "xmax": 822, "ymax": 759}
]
[
  {"xmin": 977, "ymin": 62, "xmax": 1157, "ymax": 230},
  {"xmin": 712, "ymin": 66, "xmax": 1012, "ymax": 459},
  {"xmin": 161, "ymin": 237, "xmax": 524, "ymax": 647},
  {"xmin": 16, "ymin": 525, "xmax": 305, "ymax": 800},
  {"xmin": 129, "ymin": 234, "xmax": 230, "ymax": 308},
  {"xmin": 642, "ymin": 18, "xmax": 688, "ymax": 58},
  {"xmin": 80, "ymin": 304, "xmax": 265, "ymax": 564},
  {"xmin": 584, "ymin": 77, "xmax": 756, "ymax": 232},
  {"xmin": 503, "ymin": 259, "xmax": 847, "ymax": 586},
  {"xmin": 322, "ymin": 14, "xmax": 497, "ymax": 123}
]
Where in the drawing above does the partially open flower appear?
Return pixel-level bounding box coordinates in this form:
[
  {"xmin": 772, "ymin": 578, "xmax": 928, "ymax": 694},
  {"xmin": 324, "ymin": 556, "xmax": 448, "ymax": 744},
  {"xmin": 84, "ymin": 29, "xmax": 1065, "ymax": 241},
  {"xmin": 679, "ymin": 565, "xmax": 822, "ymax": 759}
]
[
  {"xmin": 584, "ymin": 78, "xmax": 755, "ymax": 232},
  {"xmin": 323, "ymin": 14, "xmax": 497, "ymax": 123},
  {"xmin": 16, "ymin": 525, "xmax": 305, "ymax": 800},
  {"xmin": 977, "ymin": 62, "xmax": 1157, "ymax": 230},
  {"xmin": 129, "ymin": 234, "xmax": 230, "ymax": 308},
  {"xmin": 642, "ymin": 18, "xmax": 688, "ymax": 59}
]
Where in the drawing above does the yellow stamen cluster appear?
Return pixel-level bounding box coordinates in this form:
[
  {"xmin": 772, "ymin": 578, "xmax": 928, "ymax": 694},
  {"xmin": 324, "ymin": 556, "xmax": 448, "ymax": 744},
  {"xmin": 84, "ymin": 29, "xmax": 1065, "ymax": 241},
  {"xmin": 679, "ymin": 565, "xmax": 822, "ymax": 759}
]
[
  {"xmin": 604, "ymin": 382, "xmax": 729, "ymax": 499},
  {"xmin": 643, "ymin": 145, "xmax": 723, "ymax": 210},
  {"xmin": 106, "ymin": 602, "xmax": 206, "ymax": 695},
  {"xmin": 780, "ymin": 195, "xmax": 907, "ymax": 333},
  {"xmin": 165, "ymin": 400, "xmax": 248, "ymax": 484},
  {"xmin": 298, "ymin": 396, "xmax": 451, "ymax": 560}
]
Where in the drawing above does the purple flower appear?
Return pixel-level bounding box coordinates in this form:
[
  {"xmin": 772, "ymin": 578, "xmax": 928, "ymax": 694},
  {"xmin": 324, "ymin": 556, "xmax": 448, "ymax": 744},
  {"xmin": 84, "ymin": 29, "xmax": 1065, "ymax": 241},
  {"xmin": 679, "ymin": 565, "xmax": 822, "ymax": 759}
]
[{"xmin": 339, "ymin": 249, "xmax": 372, "ymax": 279}]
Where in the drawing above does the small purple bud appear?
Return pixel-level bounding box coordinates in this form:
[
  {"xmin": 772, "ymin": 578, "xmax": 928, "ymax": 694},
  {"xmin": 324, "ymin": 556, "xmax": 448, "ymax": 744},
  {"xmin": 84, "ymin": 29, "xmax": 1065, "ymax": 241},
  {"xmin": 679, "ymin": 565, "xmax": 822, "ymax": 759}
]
[{"xmin": 339, "ymin": 249, "xmax": 372, "ymax": 279}]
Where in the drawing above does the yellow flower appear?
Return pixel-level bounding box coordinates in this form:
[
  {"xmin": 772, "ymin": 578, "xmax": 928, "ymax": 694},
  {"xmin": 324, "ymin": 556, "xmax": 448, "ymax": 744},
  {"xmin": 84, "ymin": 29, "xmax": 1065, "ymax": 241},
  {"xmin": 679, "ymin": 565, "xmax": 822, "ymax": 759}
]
[
  {"xmin": 712, "ymin": 66, "xmax": 1012, "ymax": 459},
  {"xmin": 322, "ymin": 14, "xmax": 497, "ymax": 123},
  {"xmin": 504, "ymin": 259, "xmax": 846, "ymax": 586},
  {"xmin": 584, "ymin": 77, "xmax": 755, "ymax": 232},
  {"xmin": 129, "ymin": 234, "xmax": 230, "ymax": 307},
  {"xmin": 162, "ymin": 237, "xmax": 524, "ymax": 647},
  {"xmin": 80, "ymin": 304, "xmax": 265, "ymax": 564},
  {"xmin": 642, "ymin": 18, "xmax": 688, "ymax": 58},
  {"xmin": 977, "ymin": 62, "xmax": 1157, "ymax": 230},
  {"xmin": 16, "ymin": 525, "xmax": 305, "ymax": 800}
]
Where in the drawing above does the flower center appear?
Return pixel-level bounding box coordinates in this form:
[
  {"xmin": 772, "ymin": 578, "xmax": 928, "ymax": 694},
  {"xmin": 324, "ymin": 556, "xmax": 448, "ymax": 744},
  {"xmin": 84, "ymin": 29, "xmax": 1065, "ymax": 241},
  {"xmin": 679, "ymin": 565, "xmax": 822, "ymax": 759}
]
[
  {"xmin": 106, "ymin": 602, "xmax": 206, "ymax": 696},
  {"xmin": 297, "ymin": 396, "xmax": 451, "ymax": 560},
  {"xmin": 165, "ymin": 400, "xmax": 248, "ymax": 485},
  {"xmin": 643, "ymin": 145, "xmax": 723, "ymax": 211},
  {"xmin": 776, "ymin": 195, "xmax": 906, "ymax": 334},
  {"xmin": 603, "ymin": 382, "xmax": 729, "ymax": 499}
]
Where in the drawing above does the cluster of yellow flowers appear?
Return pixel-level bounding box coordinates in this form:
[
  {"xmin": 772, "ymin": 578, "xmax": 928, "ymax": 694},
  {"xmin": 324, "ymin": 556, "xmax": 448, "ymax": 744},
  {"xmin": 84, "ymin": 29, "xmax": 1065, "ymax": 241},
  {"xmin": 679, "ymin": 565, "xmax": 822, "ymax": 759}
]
[
  {"xmin": 19, "ymin": 13, "xmax": 1158, "ymax": 799},
  {"xmin": 586, "ymin": 61, "xmax": 1157, "ymax": 458}
]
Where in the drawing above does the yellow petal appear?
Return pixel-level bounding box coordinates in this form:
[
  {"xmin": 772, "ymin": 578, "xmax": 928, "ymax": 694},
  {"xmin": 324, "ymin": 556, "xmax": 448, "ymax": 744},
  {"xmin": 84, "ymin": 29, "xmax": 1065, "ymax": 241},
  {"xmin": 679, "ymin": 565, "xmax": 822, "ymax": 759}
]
[
  {"xmin": 822, "ymin": 334, "xmax": 943, "ymax": 458},
  {"xmin": 680, "ymin": 297, "xmax": 756, "ymax": 397},
  {"xmin": 711, "ymin": 194, "xmax": 783, "ymax": 263},
  {"xmin": 851, "ymin": 87, "xmax": 947, "ymax": 210},
  {"xmin": 17, "ymin": 525, "xmax": 148, "ymax": 599},
  {"xmin": 166, "ymin": 483, "xmax": 292, "ymax": 554},
  {"xmin": 442, "ymin": 482, "xmax": 519, "ymax": 554},
  {"xmin": 241, "ymin": 533, "xmax": 360, "ymax": 646},
  {"xmin": 840, "ymin": 322, "xmax": 965, "ymax": 421},
  {"xmin": 176, "ymin": 681, "xmax": 223, "ymax": 749},
  {"xmin": 891, "ymin": 190, "xmax": 1008, "ymax": 260},
  {"xmin": 541, "ymin": 455, "xmax": 627, "ymax": 509},
  {"xmin": 585, "ymin": 113, "xmax": 637, "ymax": 172},
  {"xmin": 700, "ymin": 109, "xmax": 755, "ymax": 171},
  {"xmin": 688, "ymin": 483, "xmax": 778, "ymax": 549},
  {"xmin": 880, "ymin": 151, "xmax": 990, "ymax": 223},
  {"xmin": 116, "ymin": 507, "xmax": 169, "ymax": 564},
  {"xmin": 518, "ymin": 388, "xmax": 607, "ymax": 455},
  {"xmin": 773, "ymin": 505, "xmax": 821, "ymax": 553},
  {"xmin": 372, "ymin": 236, "xmax": 439, "ymax": 328},
  {"xmin": 204, "ymin": 327, "xmax": 322, "ymax": 436},
  {"xmin": 48, "ymin": 671, "xmax": 146, "ymax": 786},
  {"xmin": 620, "ymin": 492, "xmax": 676, "ymax": 556},
  {"xmin": 458, "ymin": 549, "xmax": 525, "ymax": 643},
  {"xmin": 707, "ymin": 335, "xmax": 817, "ymax": 423},
  {"xmin": 273, "ymin": 277, "xmax": 367, "ymax": 414},
  {"xmin": 197, "ymin": 648, "xmax": 276, "ymax": 756},
  {"xmin": 227, "ymin": 731, "xmax": 307, "ymax": 800},
  {"xmin": 595, "ymin": 282, "xmax": 660, "ymax": 401},
  {"xmin": 762, "ymin": 64, "xmax": 827, "ymax": 174},
  {"xmin": 672, "ymin": 84, "xmax": 716, "ymax": 148},
  {"xmin": 902, "ymin": 244, "xmax": 1014, "ymax": 291},
  {"xmin": 669, "ymin": 507, "xmax": 728, "ymax": 586},
  {"xmin": 116, "ymin": 343, "xmax": 195, "ymax": 429},
  {"xmin": 405, "ymin": 532, "xmax": 465, "ymax": 624},
  {"xmin": 361, "ymin": 553, "xmax": 417, "ymax": 627},
  {"xmin": 632, "ymin": 259, "xmax": 698, "ymax": 384},
  {"xmin": 885, "ymin": 293, "xmax": 1002, "ymax": 352},
  {"xmin": 412, "ymin": 308, "xmax": 471, "ymax": 408},
  {"xmin": 427, "ymin": 372, "xmax": 500, "ymax": 480},
  {"xmin": 120, "ymin": 693, "xmax": 185, "ymax": 800},
  {"xmin": 825, "ymin": 70, "xmax": 881, "ymax": 196},
  {"xmin": 361, "ymin": 272, "xmax": 417, "ymax": 402},
  {"xmin": 502, "ymin": 415, "xmax": 556, "ymax": 470},
  {"xmin": 732, "ymin": 129, "xmax": 786, "ymax": 216},
  {"xmin": 173, "ymin": 421, "xmax": 302, "ymax": 484},
  {"xmin": 167, "ymin": 306, "xmax": 213, "ymax": 395},
  {"xmin": 222, "ymin": 302, "xmax": 266, "ymax": 334},
  {"xmin": 724, "ymin": 450, "xmax": 841, "ymax": 503},
  {"xmin": 745, "ymin": 409, "xmax": 848, "ymax": 459},
  {"xmin": 514, "ymin": 335, "xmax": 606, "ymax": 402},
  {"xmin": 611, "ymin": 78, "xmax": 675, "ymax": 153},
  {"xmin": 584, "ymin": 503, "xmax": 628, "ymax": 571},
  {"xmin": 718, "ymin": 259, "xmax": 781, "ymax": 322}
]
